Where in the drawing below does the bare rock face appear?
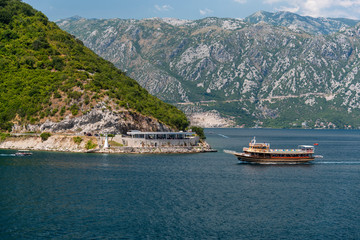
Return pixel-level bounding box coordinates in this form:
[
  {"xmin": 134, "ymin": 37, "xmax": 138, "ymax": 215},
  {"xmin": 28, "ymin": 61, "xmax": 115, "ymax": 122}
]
[
  {"xmin": 13, "ymin": 107, "xmax": 171, "ymax": 134},
  {"xmin": 188, "ymin": 111, "xmax": 235, "ymax": 128}
]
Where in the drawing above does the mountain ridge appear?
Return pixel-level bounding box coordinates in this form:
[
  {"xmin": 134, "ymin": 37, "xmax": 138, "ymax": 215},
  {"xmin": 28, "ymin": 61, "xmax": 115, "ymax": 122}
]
[
  {"xmin": 244, "ymin": 10, "xmax": 360, "ymax": 35},
  {"xmin": 57, "ymin": 12, "xmax": 360, "ymax": 129}
]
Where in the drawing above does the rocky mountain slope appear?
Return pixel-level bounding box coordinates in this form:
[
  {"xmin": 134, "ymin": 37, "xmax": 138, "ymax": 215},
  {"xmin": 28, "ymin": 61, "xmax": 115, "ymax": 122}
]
[
  {"xmin": 0, "ymin": 0, "xmax": 189, "ymax": 134},
  {"xmin": 244, "ymin": 11, "xmax": 359, "ymax": 35},
  {"xmin": 58, "ymin": 13, "xmax": 360, "ymax": 129}
]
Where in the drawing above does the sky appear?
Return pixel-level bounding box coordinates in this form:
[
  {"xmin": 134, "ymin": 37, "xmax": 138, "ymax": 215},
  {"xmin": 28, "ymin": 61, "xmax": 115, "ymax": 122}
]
[{"xmin": 22, "ymin": 0, "xmax": 360, "ymax": 21}]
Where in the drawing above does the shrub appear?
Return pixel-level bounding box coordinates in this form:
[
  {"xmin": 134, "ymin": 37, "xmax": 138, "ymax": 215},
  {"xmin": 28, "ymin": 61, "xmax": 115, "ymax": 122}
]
[
  {"xmin": 73, "ymin": 136, "xmax": 83, "ymax": 145},
  {"xmin": 59, "ymin": 106, "xmax": 66, "ymax": 116},
  {"xmin": 32, "ymin": 37, "xmax": 50, "ymax": 50},
  {"xmin": 70, "ymin": 104, "xmax": 79, "ymax": 116},
  {"xmin": 53, "ymin": 91, "xmax": 61, "ymax": 98},
  {"xmin": 85, "ymin": 140, "xmax": 97, "ymax": 150},
  {"xmin": 0, "ymin": 122, "xmax": 13, "ymax": 132},
  {"xmin": 52, "ymin": 56, "xmax": 65, "ymax": 71},
  {"xmin": 84, "ymin": 95, "xmax": 90, "ymax": 105},
  {"xmin": 51, "ymin": 108, "xmax": 58, "ymax": 116},
  {"xmin": 0, "ymin": 132, "xmax": 10, "ymax": 141},
  {"xmin": 40, "ymin": 132, "xmax": 51, "ymax": 141}
]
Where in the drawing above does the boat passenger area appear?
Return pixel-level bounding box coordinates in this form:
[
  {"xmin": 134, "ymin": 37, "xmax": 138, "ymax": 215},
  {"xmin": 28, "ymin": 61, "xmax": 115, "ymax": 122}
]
[{"xmin": 244, "ymin": 142, "xmax": 315, "ymax": 154}]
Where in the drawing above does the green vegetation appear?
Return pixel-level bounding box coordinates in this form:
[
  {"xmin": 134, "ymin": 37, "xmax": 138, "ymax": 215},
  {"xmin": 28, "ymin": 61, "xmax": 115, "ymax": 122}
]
[
  {"xmin": 109, "ymin": 140, "xmax": 123, "ymax": 147},
  {"xmin": 73, "ymin": 136, "xmax": 83, "ymax": 145},
  {"xmin": 85, "ymin": 140, "xmax": 97, "ymax": 150},
  {"xmin": 0, "ymin": 132, "xmax": 10, "ymax": 141},
  {"xmin": 40, "ymin": 132, "xmax": 51, "ymax": 141},
  {"xmin": 0, "ymin": 0, "xmax": 189, "ymax": 132},
  {"xmin": 190, "ymin": 126, "xmax": 206, "ymax": 140}
]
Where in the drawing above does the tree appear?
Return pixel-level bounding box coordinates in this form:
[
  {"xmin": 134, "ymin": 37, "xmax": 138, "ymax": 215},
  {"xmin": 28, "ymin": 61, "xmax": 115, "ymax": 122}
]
[
  {"xmin": 190, "ymin": 126, "xmax": 206, "ymax": 140},
  {"xmin": 40, "ymin": 132, "xmax": 51, "ymax": 141}
]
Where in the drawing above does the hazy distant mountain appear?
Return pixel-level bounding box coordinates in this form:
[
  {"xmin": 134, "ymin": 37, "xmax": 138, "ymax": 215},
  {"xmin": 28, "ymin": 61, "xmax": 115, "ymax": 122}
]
[
  {"xmin": 57, "ymin": 13, "xmax": 360, "ymax": 128},
  {"xmin": 244, "ymin": 11, "xmax": 360, "ymax": 35}
]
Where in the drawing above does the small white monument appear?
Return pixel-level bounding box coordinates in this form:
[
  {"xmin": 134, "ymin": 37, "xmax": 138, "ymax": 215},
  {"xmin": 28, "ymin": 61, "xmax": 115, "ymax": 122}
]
[{"xmin": 103, "ymin": 134, "xmax": 109, "ymax": 148}]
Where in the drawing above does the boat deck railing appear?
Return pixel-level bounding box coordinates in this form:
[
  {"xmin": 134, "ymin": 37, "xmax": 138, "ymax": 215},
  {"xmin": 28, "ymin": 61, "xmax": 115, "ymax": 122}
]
[
  {"xmin": 270, "ymin": 149, "xmax": 314, "ymax": 153},
  {"xmin": 244, "ymin": 147, "xmax": 314, "ymax": 154}
]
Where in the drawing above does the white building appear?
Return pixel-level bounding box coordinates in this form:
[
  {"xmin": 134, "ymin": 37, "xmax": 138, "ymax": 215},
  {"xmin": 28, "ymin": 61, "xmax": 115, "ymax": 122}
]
[{"xmin": 113, "ymin": 131, "xmax": 200, "ymax": 148}]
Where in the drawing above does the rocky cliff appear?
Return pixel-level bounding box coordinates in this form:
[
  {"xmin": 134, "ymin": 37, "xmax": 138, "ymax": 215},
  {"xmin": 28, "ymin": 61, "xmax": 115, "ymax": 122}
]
[{"xmin": 12, "ymin": 104, "xmax": 171, "ymax": 134}]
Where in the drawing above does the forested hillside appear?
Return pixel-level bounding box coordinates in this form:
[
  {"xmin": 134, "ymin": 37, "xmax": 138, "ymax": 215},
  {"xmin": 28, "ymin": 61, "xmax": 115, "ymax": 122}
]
[{"xmin": 0, "ymin": 0, "xmax": 189, "ymax": 132}]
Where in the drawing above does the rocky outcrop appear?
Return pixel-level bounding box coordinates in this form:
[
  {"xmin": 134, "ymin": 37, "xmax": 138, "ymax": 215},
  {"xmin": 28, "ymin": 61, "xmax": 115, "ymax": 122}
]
[
  {"xmin": 12, "ymin": 106, "xmax": 171, "ymax": 134},
  {"xmin": 188, "ymin": 111, "xmax": 235, "ymax": 128}
]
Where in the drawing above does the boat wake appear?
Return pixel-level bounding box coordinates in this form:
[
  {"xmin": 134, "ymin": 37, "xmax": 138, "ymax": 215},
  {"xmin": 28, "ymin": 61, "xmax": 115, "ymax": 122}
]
[
  {"xmin": 218, "ymin": 134, "xmax": 229, "ymax": 138},
  {"xmin": 237, "ymin": 161, "xmax": 311, "ymax": 165},
  {"xmin": 235, "ymin": 161, "xmax": 360, "ymax": 165},
  {"xmin": 316, "ymin": 161, "xmax": 360, "ymax": 165},
  {"xmin": 0, "ymin": 154, "xmax": 16, "ymax": 157}
]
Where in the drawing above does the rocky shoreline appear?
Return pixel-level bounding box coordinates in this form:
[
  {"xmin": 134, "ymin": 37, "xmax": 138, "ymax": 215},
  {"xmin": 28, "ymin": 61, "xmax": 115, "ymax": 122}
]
[
  {"xmin": 96, "ymin": 146, "xmax": 216, "ymax": 154},
  {"xmin": 0, "ymin": 135, "xmax": 216, "ymax": 154}
]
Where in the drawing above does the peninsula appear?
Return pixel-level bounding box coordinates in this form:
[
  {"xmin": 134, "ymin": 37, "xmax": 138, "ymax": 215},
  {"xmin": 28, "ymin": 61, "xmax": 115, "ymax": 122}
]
[{"xmin": 0, "ymin": 0, "xmax": 214, "ymax": 153}]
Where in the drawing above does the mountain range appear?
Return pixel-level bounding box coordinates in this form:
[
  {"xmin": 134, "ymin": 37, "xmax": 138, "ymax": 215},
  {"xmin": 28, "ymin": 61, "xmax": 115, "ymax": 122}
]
[
  {"xmin": 57, "ymin": 11, "xmax": 360, "ymax": 129},
  {"xmin": 244, "ymin": 11, "xmax": 359, "ymax": 35}
]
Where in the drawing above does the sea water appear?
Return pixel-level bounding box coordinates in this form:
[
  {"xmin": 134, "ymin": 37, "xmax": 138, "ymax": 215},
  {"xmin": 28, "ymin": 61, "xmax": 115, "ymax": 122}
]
[{"xmin": 0, "ymin": 128, "xmax": 359, "ymax": 239}]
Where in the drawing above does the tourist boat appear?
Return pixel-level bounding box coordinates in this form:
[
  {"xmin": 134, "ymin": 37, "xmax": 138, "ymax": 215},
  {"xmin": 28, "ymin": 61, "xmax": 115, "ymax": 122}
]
[
  {"xmin": 233, "ymin": 137, "xmax": 317, "ymax": 163},
  {"xmin": 15, "ymin": 150, "xmax": 32, "ymax": 156}
]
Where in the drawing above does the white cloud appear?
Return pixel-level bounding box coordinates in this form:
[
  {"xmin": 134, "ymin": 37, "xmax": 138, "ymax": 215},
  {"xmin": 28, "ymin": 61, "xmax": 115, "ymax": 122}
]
[
  {"xmin": 263, "ymin": 0, "xmax": 360, "ymax": 18},
  {"xmin": 234, "ymin": 0, "xmax": 247, "ymax": 3},
  {"xmin": 200, "ymin": 8, "xmax": 214, "ymax": 16},
  {"xmin": 263, "ymin": 0, "xmax": 283, "ymax": 3},
  {"xmin": 155, "ymin": 4, "xmax": 173, "ymax": 12},
  {"xmin": 277, "ymin": 6, "xmax": 300, "ymax": 13}
]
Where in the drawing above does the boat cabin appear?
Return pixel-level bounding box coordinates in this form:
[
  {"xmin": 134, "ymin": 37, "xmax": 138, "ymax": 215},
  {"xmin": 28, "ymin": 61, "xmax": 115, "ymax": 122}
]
[
  {"xmin": 298, "ymin": 145, "xmax": 315, "ymax": 153},
  {"xmin": 248, "ymin": 143, "xmax": 270, "ymax": 152},
  {"xmin": 245, "ymin": 137, "xmax": 270, "ymax": 152}
]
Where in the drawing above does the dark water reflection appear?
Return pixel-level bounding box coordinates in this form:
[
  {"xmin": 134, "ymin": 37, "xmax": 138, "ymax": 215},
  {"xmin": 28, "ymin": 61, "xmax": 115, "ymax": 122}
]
[{"xmin": 0, "ymin": 129, "xmax": 359, "ymax": 239}]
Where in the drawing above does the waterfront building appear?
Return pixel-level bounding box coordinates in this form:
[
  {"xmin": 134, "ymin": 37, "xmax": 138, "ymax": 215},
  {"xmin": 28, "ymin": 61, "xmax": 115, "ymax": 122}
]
[{"xmin": 112, "ymin": 131, "xmax": 199, "ymax": 147}]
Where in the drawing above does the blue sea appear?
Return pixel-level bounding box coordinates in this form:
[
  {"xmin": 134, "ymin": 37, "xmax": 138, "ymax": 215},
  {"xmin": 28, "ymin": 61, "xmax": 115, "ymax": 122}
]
[{"xmin": 0, "ymin": 128, "xmax": 359, "ymax": 239}]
